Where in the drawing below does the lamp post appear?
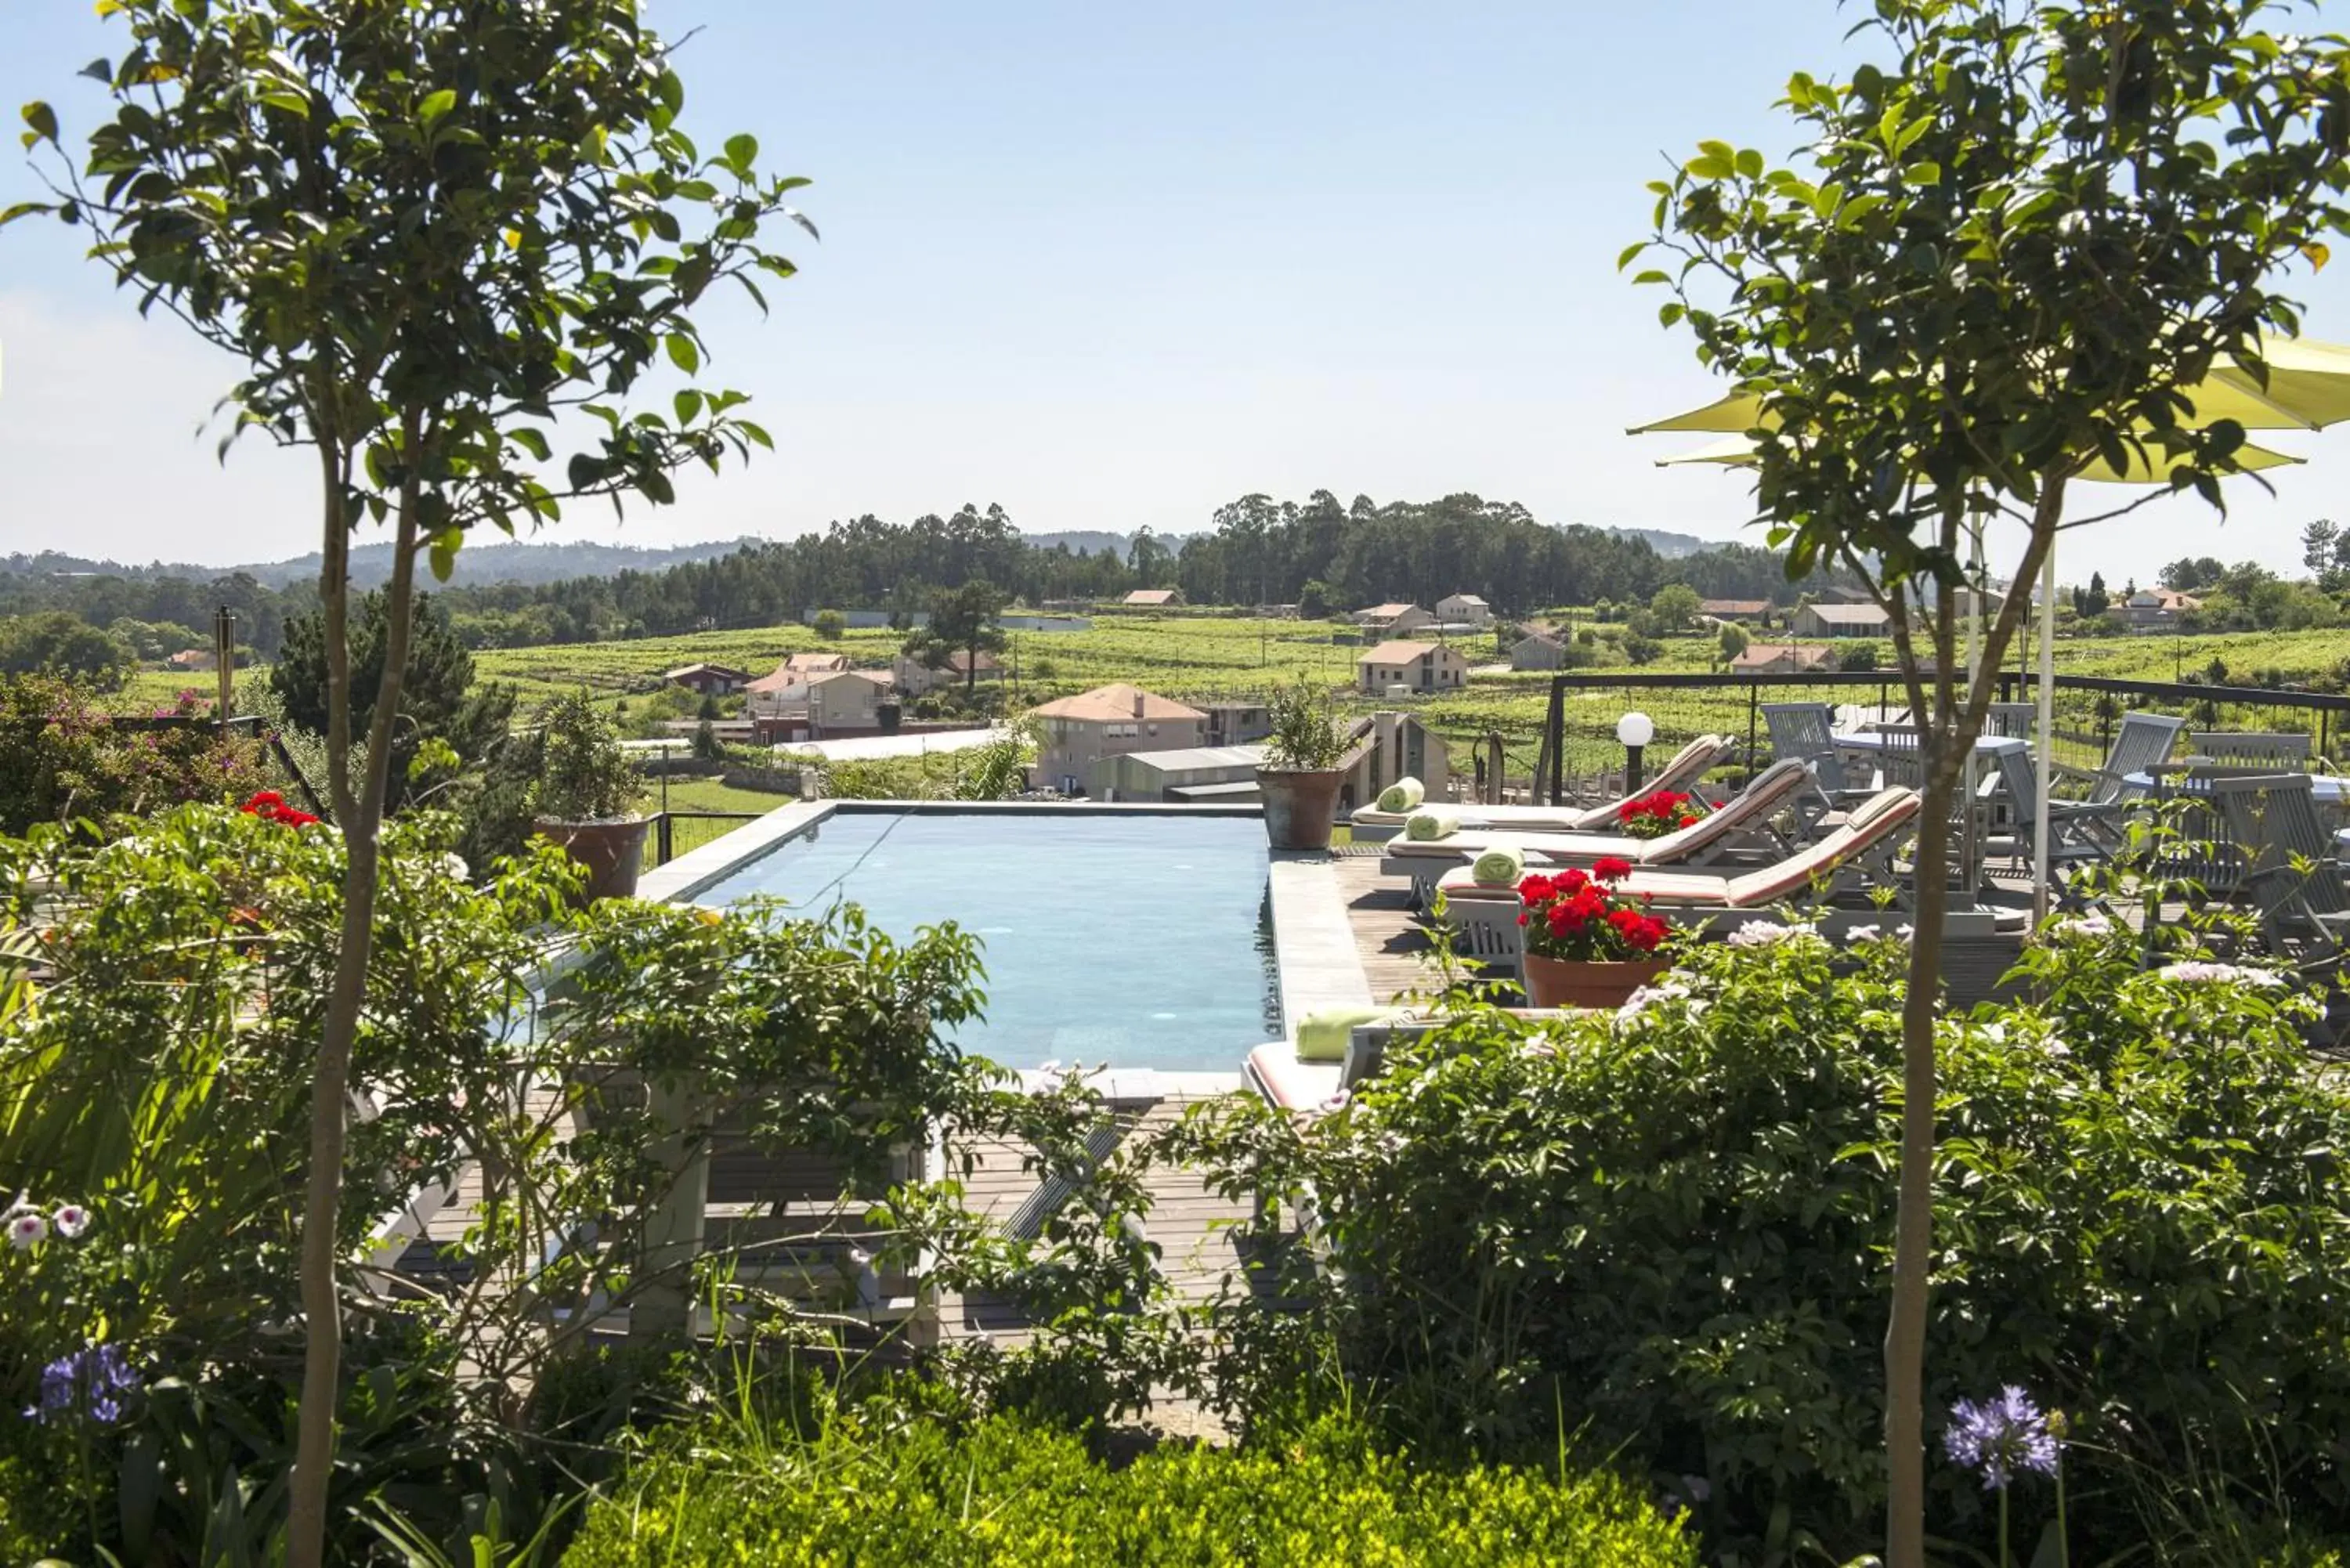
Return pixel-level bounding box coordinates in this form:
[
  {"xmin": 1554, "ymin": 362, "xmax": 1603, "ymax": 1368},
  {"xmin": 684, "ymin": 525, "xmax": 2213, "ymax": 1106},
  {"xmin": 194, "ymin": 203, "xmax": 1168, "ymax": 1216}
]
[
  {"xmin": 212, "ymin": 605, "xmax": 236, "ymax": 737},
  {"xmin": 1617, "ymin": 710, "xmax": 1655, "ymax": 793}
]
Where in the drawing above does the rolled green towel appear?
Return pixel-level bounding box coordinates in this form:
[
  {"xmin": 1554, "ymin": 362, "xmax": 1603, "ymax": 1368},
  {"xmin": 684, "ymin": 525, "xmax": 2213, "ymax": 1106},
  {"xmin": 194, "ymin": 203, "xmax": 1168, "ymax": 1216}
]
[
  {"xmin": 1295, "ymin": 1006, "xmax": 1398, "ymax": 1063},
  {"xmin": 1470, "ymin": 842, "xmax": 1526, "ymax": 887},
  {"xmin": 1376, "ymin": 776, "xmax": 1425, "ymax": 814},
  {"xmin": 1404, "ymin": 807, "xmax": 1461, "ymax": 841}
]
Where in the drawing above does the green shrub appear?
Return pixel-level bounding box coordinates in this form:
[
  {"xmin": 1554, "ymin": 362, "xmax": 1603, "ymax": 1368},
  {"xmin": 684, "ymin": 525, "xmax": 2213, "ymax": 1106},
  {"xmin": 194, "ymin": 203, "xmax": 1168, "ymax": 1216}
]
[
  {"xmin": 534, "ymin": 690, "xmax": 645, "ymax": 820},
  {"xmin": 0, "ymin": 674, "xmax": 272, "ymax": 836},
  {"xmin": 1172, "ymin": 926, "xmax": 2350, "ymax": 1556},
  {"xmin": 560, "ymin": 1414, "xmax": 1696, "ymax": 1566}
]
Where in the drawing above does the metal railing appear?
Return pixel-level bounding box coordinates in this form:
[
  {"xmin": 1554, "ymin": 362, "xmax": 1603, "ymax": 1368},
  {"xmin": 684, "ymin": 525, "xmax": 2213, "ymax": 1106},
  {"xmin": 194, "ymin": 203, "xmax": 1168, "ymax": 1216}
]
[
  {"xmin": 1534, "ymin": 670, "xmax": 2350, "ymax": 804},
  {"xmin": 649, "ymin": 811, "xmax": 763, "ymax": 868}
]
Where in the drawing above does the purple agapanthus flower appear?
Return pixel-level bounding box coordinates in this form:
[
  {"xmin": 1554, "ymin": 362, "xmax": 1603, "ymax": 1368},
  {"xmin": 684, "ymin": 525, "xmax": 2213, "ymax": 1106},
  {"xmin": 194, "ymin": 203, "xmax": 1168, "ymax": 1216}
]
[
  {"xmin": 23, "ymin": 1343, "xmax": 139, "ymax": 1426},
  {"xmin": 1943, "ymin": 1386, "xmax": 2061, "ymax": 1489}
]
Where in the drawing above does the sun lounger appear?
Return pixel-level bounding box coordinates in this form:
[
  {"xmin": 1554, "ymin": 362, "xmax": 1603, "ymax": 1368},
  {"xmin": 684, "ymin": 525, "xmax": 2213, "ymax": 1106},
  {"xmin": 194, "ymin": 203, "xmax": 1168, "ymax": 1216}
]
[
  {"xmin": 1380, "ymin": 759, "xmax": 1813, "ymax": 905},
  {"xmin": 1348, "ymin": 734, "xmax": 1734, "ymax": 840},
  {"xmin": 1430, "ymin": 786, "xmax": 1925, "ymax": 970}
]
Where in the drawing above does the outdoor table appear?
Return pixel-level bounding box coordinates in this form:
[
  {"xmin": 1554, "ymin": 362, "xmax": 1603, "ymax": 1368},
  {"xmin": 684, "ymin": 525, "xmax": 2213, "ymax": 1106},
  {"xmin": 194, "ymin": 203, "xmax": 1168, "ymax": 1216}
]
[{"xmin": 2125, "ymin": 768, "xmax": 2349, "ymax": 811}]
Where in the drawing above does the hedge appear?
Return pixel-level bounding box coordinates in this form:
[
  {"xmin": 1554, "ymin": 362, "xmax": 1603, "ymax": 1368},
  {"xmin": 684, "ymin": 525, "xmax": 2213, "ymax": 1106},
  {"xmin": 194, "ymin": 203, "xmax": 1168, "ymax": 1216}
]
[{"xmin": 560, "ymin": 1414, "xmax": 1696, "ymax": 1566}]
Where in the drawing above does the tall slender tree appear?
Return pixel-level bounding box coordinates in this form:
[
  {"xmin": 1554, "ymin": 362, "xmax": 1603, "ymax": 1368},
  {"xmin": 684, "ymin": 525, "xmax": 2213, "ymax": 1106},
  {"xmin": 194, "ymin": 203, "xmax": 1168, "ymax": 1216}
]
[
  {"xmin": 1634, "ymin": 3, "xmax": 2350, "ymax": 1559},
  {"xmin": 12, "ymin": 4, "xmax": 812, "ymax": 1560}
]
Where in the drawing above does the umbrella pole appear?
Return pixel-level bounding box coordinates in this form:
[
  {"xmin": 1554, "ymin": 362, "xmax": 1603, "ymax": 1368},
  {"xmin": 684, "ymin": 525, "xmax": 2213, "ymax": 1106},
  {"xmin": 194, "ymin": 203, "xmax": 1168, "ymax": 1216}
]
[
  {"xmin": 1966, "ymin": 521, "xmax": 1983, "ymax": 688},
  {"xmin": 2033, "ymin": 543, "xmax": 2056, "ymax": 923}
]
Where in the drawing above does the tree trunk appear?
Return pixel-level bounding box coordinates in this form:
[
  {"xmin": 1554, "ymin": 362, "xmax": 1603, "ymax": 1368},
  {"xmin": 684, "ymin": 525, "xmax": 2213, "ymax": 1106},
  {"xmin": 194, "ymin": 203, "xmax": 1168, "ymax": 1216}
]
[
  {"xmin": 287, "ymin": 416, "xmax": 424, "ymax": 1568},
  {"xmin": 1883, "ymin": 755, "xmax": 1952, "ymax": 1568}
]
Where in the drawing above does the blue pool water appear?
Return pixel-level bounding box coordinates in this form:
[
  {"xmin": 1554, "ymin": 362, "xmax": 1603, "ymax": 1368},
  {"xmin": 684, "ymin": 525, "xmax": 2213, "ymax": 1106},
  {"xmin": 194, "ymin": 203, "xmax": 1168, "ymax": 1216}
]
[{"xmin": 694, "ymin": 811, "xmax": 1278, "ymax": 1071}]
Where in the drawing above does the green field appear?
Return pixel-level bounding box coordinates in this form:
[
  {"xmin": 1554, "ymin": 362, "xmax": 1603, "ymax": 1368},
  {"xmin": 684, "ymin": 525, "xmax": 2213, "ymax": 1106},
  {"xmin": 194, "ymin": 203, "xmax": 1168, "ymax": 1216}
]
[
  {"xmin": 122, "ymin": 614, "xmax": 2350, "ymax": 785},
  {"xmin": 468, "ymin": 613, "xmax": 1372, "ymax": 707}
]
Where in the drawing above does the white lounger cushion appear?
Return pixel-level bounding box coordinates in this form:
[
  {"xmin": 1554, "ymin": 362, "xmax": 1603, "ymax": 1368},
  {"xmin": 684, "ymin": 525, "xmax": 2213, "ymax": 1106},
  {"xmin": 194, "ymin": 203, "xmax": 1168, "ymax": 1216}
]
[
  {"xmin": 1351, "ymin": 734, "xmax": 1735, "ymax": 833},
  {"xmin": 1244, "ymin": 1042, "xmax": 1343, "ymax": 1111},
  {"xmin": 1435, "ymin": 786, "xmax": 1922, "ymax": 912},
  {"xmin": 1391, "ymin": 758, "xmax": 1813, "ymax": 868}
]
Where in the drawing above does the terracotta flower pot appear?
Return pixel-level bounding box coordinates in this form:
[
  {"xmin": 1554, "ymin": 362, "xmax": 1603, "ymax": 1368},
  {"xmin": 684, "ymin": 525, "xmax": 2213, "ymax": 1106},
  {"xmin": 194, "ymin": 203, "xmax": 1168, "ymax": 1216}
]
[
  {"xmin": 1520, "ymin": 953, "xmax": 1670, "ymax": 1009},
  {"xmin": 533, "ymin": 815, "xmax": 651, "ymax": 903},
  {"xmin": 1256, "ymin": 768, "xmax": 1345, "ymax": 851}
]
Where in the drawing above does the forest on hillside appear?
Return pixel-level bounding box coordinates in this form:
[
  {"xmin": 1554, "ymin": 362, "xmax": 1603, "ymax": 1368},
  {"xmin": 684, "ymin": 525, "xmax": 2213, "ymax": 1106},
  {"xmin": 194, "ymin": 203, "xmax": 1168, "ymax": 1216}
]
[{"xmin": 0, "ymin": 490, "xmax": 1854, "ymax": 656}]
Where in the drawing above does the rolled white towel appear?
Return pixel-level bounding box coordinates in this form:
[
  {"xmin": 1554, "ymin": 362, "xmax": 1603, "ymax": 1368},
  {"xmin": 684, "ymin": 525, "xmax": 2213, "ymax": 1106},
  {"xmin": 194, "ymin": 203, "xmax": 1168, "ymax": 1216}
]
[
  {"xmin": 1376, "ymin": 777, "xmax": 1425, "ymax": 814},
  {"xmin": 1404, "ymin": 807, "xmax": 1462, "ymax": 841},
  {"xmin": 1470, "ymin": 842, "xmax": 1526, "ymax": 887}
]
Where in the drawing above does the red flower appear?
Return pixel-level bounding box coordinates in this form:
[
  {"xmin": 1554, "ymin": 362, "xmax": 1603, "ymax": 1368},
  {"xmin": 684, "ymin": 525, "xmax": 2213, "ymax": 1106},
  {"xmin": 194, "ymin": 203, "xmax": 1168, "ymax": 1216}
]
[
  {"xmin": 1513, "ymin": 844, "xmax": 1681, "ymax": 966},
  {"xmin": 240, "ymin": 789, "xmax": 317, "ymax": 828}
]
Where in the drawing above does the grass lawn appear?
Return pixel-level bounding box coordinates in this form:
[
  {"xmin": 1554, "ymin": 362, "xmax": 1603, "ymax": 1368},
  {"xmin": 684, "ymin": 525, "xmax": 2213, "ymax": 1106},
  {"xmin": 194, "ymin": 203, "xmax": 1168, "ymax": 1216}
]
[{"xmin": 650, "ymin": 776, "xmax": 794, "ymax": 816}]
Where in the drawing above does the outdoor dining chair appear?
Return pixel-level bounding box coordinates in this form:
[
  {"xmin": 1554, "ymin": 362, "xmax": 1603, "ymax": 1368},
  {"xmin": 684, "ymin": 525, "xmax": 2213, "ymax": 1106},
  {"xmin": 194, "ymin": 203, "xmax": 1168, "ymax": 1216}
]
[
  {"xmin": 2056, "ymin": 712, "xmax": 2188, "ymax": 846},
  {"xmin": 2187, "ymin": 732, "xmax": 2314, "ymax": 776},
  {"xmin": 1762, "ymin": 701, "xmax": 1871, "ymax": 826},
  {"xmin": 1988, "ymin": 742, "xmax": 2114, "ymax": 901},
  {"xmin": 1985, "ymin": 703, "xmax": 2038, "ymax": 739},
  {"xmin": 2208, "ymin": 772, "xmax": 2349, "ymax": 963}
]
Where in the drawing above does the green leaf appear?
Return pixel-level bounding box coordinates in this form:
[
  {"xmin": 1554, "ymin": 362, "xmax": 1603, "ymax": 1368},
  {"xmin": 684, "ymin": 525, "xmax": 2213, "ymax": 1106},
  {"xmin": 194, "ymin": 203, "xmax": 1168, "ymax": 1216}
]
[
  {"xmin": 1631, "ymin": 269, "xmax": 1670, "ymax": 286},
  {"xmin": 0, "ymin": 201, "xmax": 51, "ymax": 229},
  {"xmin": 418, "ymin": 89, "xmax": 457, "ymax": 131},
  {"xmin": 508, "ymin": 427, "xmax": 551, "ymax": 463},
  {"xmin": 258, "ymin": 89, "xmax": 308, "ymax": 117},
  {"xmin": 674, "ymin": 388, "xmax": 703, "ymax": 425},
  {"xmin": 1659, "ymin": 302, "xmax": 1687, "ymax": 327},
  {"xmin": 1697, "ymin": 139, "xmax": 1735, "ymax": 162},
  {"xmin": 1734, "ymin": 148, "xmax": 1764, "ymax": 179},
  {"xmin": 1902, "ymin": 162, "xmax": 1942, "ymax": 186},
  {"xmin": 666, "ymin": 334, "xmax": 700, "ymax": 374},
  {"xmin": 1615, "ymin": 240, "xmax": 1647, "ymax": 273},
  {"xmin": 428, "ymin": 528, "xmax": 461, "ymax": 583},
  {"xmin": 738, "ymin": 420, "xmax": 774, "ymax": 451},
  {"xmin": 20, "ymin": 101, "xmax": 57, "ymax": 145},
  {"xmin": 725, "ymin": 132, "xmax": 758, "ymax": 169},
  {"xmin": 1686, "ymin": 153, "xmax": 1735, "ymax": 182},
  {"xmin": 78, "ymin": 58, "xmax": 111, "ymax": 85}
]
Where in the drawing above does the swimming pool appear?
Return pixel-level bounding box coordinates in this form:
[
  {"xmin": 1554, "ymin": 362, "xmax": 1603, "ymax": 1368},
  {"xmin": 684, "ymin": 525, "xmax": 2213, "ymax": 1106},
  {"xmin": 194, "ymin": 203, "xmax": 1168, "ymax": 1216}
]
[{"xmin": 692, "ymin": 809, "xmax": 1279, "ymax": 1071}]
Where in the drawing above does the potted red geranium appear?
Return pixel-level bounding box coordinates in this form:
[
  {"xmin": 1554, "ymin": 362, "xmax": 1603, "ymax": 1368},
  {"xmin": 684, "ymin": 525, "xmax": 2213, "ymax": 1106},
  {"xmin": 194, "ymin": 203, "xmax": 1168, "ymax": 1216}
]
[
  {"xmin": 1618, "ymin": 789, "xmax": 1702, "ymax": 840},
  {"xmin": 1516, "ymin": 858, "xmax": 1675, "ymax": 1007}
]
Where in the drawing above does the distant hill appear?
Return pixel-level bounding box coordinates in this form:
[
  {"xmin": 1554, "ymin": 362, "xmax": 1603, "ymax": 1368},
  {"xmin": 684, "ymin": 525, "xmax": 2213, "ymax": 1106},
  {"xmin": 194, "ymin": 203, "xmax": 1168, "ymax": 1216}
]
[
  {"xmin": 1, "ymin": 537, "xmax": 761, "ymax": 589},
  {"xmin": 1607, "ymin": 526, "xmax": 1734, "ymax": 559}
]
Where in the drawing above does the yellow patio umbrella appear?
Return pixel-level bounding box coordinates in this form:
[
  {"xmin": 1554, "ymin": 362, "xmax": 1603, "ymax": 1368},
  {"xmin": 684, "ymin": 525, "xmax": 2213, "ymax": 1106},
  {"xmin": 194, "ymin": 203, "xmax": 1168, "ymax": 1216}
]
[
  {"xmin": 1638, "ymin": 336, "xmax": 2350, "ymax": 916},
  {"xmin": 1629, "ymin": 331, "xmax": 2350, "ymax": 436},
  {"xmin": 1650, "ymin": 432, "xmax": 2305, "ymax": 483}
]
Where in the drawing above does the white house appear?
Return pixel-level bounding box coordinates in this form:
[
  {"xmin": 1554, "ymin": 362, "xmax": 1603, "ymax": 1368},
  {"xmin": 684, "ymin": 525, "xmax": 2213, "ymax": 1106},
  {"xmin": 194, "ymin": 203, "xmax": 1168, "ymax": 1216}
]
[
  {"xmin": 1353, "ymin": 602, "xmax": 1435, "ymax": 638},
  {"xmin": 1509, "ymin": 631, "xmax": 1568, "ymax": 671},
  {"xmin": 1434, "ymin": 593, "xmax": 1493, "ymax": 627},
  {"xmin": 892, "ymin": 649, "xmax": 1005, "ymax": 697},
  {"xmin": 1356, "ymin": 640, "xmax": 1469, "ymax": 695},
  {"xmin": 1792, "ymin": 603, "xmax": 1892, "ymax": 638},
  {"xmin": 1030, "ymin": 684, "xmax": 1208, "ymax": 795}
]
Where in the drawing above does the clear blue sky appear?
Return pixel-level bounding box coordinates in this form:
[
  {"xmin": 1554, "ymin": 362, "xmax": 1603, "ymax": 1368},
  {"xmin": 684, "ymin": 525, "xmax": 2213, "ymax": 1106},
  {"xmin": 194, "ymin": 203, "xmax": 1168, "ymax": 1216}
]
[{"xmin": 2, "ymin": 1, "xmax": 2343, "ymax": 582}]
